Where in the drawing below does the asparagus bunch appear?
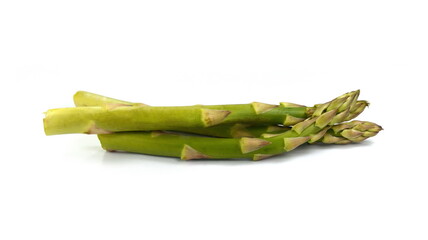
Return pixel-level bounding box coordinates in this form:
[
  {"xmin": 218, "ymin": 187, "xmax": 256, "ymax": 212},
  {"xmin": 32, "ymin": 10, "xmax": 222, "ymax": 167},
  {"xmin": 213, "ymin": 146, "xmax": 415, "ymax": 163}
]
[{"xmin": 43, "ymin": 90, "xmax": 382, "ymax": 160}]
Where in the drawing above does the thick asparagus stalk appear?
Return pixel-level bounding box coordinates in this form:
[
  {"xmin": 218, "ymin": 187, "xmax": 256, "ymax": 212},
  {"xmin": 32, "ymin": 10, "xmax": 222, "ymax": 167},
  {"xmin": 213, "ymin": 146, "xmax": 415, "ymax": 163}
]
[
  {"xmin": 71, "ymin": 91, "xmax": 369, "ymax": 137},
  {"xmin": 44, "ymin": 105, "xmax": 231, "ymax": 135},
  {"xmin": 98, "ymin": 90, "xmax": 360, "ymax": 160}
]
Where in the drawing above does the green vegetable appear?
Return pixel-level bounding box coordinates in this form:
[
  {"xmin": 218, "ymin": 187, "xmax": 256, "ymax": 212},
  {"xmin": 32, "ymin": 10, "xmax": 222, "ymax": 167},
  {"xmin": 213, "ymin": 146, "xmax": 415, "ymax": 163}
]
[{"xmin": 98, "ymin": 90, "xmax": 361, "ymax": 160}]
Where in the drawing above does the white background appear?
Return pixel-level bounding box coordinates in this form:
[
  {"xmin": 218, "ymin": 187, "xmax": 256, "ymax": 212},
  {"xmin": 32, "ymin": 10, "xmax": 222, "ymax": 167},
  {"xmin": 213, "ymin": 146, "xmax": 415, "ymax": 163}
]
[{"xmin": 1, "ymin": 1, "xmax": 427, "ymax": 239}]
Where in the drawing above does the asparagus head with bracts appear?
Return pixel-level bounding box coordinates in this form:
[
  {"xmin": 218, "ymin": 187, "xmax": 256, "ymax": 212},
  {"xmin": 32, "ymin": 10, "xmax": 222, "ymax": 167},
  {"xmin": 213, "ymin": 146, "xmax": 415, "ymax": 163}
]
[{"xmin": 318, "ymin": 120, "xmax": 383, "ymax": 144}]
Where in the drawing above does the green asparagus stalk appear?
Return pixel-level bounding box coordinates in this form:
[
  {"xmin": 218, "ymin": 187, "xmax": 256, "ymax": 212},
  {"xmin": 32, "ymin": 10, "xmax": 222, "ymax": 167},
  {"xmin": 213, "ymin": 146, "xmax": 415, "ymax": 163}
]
[
  {"xmin": 73, "ymin": 91, "xmax": 311, "ymax": 127},
  {"xmin": 73, "ymin": 91, "xmax": 290, "ymax": 137},
  {"xmin": 72, "ymin": 91, "xmax": 369, "ymax": 137},
  {"xmin": 98, "ymin": 90, "xmax": 360, "ymax": 160},
  {"xmin": 44, "ymin": 105, "xmax": 232, "ymax": 135},
  {"xmin": 49, "ymin": 90, "xmax": 339, "ymax": 135}
]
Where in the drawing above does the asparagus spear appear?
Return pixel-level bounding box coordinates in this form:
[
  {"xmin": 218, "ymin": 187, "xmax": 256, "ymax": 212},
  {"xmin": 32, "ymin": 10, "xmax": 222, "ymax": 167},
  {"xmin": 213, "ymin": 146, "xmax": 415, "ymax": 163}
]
[
  {"xmin": 72, "ymin": 92, "xmax": 310, "ymax": 127},
  {"xmin": 50, "ymin": 90, "xmax": 340, "ymax": 135},
  {"xmin": 73, "ymin": 92, "xmax": 290, "ymax": 137},
  {"xmin": 71, "ymin": 91, "xmax": 369, "ymax": 137},
  {"xmin": 98, "ymin": 90, "xmax": 360, "ymax": 160}
]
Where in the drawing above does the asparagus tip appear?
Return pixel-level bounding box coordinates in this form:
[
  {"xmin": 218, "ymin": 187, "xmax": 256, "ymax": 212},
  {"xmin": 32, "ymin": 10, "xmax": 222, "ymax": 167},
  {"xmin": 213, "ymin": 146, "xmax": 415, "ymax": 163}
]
[{"xmin": 341, "ymin": 129, "xmax": 363, "ymax": 139}]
